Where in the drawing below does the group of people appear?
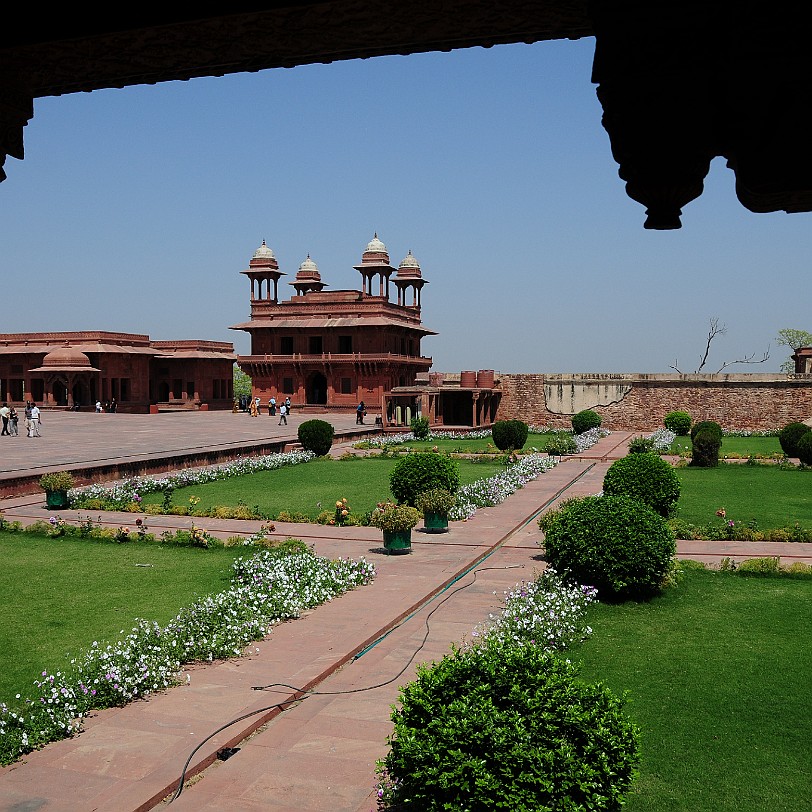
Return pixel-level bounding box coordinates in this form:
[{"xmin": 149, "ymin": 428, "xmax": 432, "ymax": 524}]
[
  {"xmin": 247, "ymin": 395, "xmax": 291, "ymax": 425},
  {"xmin": 95, "ymin": 399, "xmax": 117, "ymax": 413},
  {"xmin": 0, "ymin": 401, "xmax": 41, "ymax": 437}
]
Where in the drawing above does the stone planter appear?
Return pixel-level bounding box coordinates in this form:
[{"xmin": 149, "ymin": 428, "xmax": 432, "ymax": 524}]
[
  {"xmin": 45, "ymin": 490, "xmax": 70, "ymax": 510},
  {"xmin": 423, "ymin": 512, "xmax": 449, "ymax": 533},
  {"xmin": 382, "ymin": 529, "xmax": 412, "ymax": 553}
]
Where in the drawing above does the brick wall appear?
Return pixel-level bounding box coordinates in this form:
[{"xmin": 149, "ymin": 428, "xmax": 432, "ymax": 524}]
[{"xmin": 495, "ymin": 373, "xmax": 812, "ymax": 431}]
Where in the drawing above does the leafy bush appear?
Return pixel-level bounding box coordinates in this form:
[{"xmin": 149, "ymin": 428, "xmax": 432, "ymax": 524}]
[
  {"xmin": 796, "ymin": 430, "xmax": 812, "ymax": 465},
  {"xmin": 602, "ymin": 452, "xmax": 680, "ymax": 517},
  {"xmin": 414, "ymin": 488, "xmax": 455, "ymax": 516},
  {"xmin": 690, "ymin": 427, "xmax": 721, "ymax": 467},
  {"xmin": 38, "ymin": 471, "xmax": 76, "ymax": 492},
  {"xmin": 379, "ymin": 642, "xmax": 640, "ymax": 812},
  {"xmin": 545, "ymin": 433, "xmax": 577, "ymax": 455},
  {"xmin": 389, "ymin": 452, "xmax": 460, "ymax": 506},
  {"xmin": 369, "ymin": 502, "xmax": 421, "ymax": 532},
  {"xmin": 410, "ymin": 415, "xmax": 430, "ymax": 439},
  {"xmin": 690, "ymin": 419, "xmax": 723, "ymax": 442},
  {"xmin": 778, "ymin": 421, "xmax": 811, "ymax": 457},
  {"xmin": 491, "ymin": 419, "xmax": 529, "ymax": 451},
  {"xmin": 664, "ymin": 410, "xmax": 692, "ymax": 435},
  {"xmin": 540, "ymin": 494, "xmax": 677, "ymax": 600},
  {"xmin": 571, "ymin": 409, "xmax": 602, "ymax": 435},
  {"xmin": 297, "ymin": 419, "xmax": 334, "ymax": 456},
  {"xmin": 628, "ymin": 436, "xmax": 655, "ymax": 454}
]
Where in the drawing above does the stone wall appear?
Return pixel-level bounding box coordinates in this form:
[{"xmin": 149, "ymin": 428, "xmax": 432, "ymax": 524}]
[{"xmin": 494, "ymin": 373, "xmax": 812, "ymax": 431}]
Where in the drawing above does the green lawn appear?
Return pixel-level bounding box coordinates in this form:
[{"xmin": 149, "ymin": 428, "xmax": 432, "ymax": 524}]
[
  {"xmin": 674, "ymin": 464, "xmax": 812, "ymax": 529},
  {"xmin": 140, "ymin": 456, "xmax": 507, "ymax": 518},
  {"xmin": 0, "ymin": 534, "xmax": 246, "ymax": 701},
  {"xmin": 668, "ymin": 435, "xmax": 783, "ymax": 458},
  {"xmin": 571, "ymin": 566, "xmax": 812, "ymax": 811},
  {"xmin": 356, "ymin": 431, "xmax": 557, "ymax": 455}
]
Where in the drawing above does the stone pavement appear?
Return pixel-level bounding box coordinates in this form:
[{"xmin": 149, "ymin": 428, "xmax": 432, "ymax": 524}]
[{"xmin": 0, "ymin": 419, "xmax": 810, "ymax": 812}]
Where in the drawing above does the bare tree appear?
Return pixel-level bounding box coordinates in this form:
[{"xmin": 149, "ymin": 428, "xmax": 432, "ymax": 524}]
[{"xmin": 670, "ymin": 317, "xmax": 770, "ymax": 374}]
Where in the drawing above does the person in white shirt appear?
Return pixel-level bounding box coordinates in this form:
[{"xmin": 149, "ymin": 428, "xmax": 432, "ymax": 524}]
[{"xmin": 29, "ymin": 403, "xmax": 41, "ymax": 437}]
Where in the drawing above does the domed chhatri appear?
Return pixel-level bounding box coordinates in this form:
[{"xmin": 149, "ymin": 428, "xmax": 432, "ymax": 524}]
[
  {"xmin": 41, "ymin": 346, "xmax": 93, "ymax": 369},
  {"xmin": 253, "ymin": 239, "xmax": 276, "ymax": 260},
  {"xmin": 396, "ymin": 250, "xmax": 422, "ymax": 278},
  {"xmin": 296, "ymin": 254, "xmax": 321, "ymax": 281}
]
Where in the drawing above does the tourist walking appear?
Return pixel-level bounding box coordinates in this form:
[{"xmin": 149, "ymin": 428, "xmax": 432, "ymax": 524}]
[
  {"xmin": 29, "ymin": 403, "xmax": 41, "ymax": 437},
  {"xmin": 356, "ymin": 400, "xmax": 365, "ymax": 425},
  {"xmin": 0, "ymin": 402, "xmax": 9, "ymax": 435},
  {"xmin": 8, "ymin": 406, "xmax": 18, "ymax": 436},
  {"xmin": 278, "ymin": 402, "xmax": 288, "ymax": 425}
]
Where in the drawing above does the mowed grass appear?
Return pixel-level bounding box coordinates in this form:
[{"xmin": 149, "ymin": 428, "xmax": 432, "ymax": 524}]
[
  {"xmin": 675, "ymin": 464, "xmax": 812, "ymax": 529},
  {"xmin": 668, "ymin": 435, "xmax": 783, "ymax": 458},
  {"xmin": 140, "ymin": 456, "xmax": 507, "ymax": 518},
  {"xmin": 0, "ymin": 534, "xmax": 246, "ymax": 701},
  {"xmin": 571, "ymin": 566, "xmax": 812, "ymax": 812}
]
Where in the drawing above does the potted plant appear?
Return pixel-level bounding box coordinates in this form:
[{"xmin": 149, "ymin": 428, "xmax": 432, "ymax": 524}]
[
  {"xmin": 369, "ymin": 501, "xmax": 421, "ymax": 553},
  {"xmin": 39, "ymin": 471, "xmax": 76, "ymax": 510},
  {"xmin": 415, "ymin": 488, "xmax": 455, "ymax": 533}
]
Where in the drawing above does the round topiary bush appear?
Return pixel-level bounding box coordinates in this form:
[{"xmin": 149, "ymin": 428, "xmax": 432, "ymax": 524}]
[
  {"xmin": 297, "ymin": 419, "xmax": 334, "ymax": 456},
  {"xmin": 602, "ymin": 452, "xmax": 680, "ymax": 517},
  {"xmin": 380, "ymin": 642, "xmax": 640, "ymax": 812},
  {"xmin": 540, "ymin": 494, "xmax": 676, "ymax": 600},
  {"xmin": 690, "ymin": 419, "xmax": 723, "ymax": 442},
  {"xmin": 690, "ymin": 427, "xmax": 721, "ymax": 467},
  {"xmin": 491, "ymin": 419, "xmax": 529, "ymax": 451},
  {"xmin": 778, "ymin": 421, "xmax": 811, "ymax": 458},
  {"xmin": 664, "ymin": 410, "xmax": 692, "ymax": 436},
  {"xmin": 572, "ymin": 409, "xmax": 602, "ymax": 435},
  {"xmin": 796, "ymin": 430, "xmax": 812, "ymax": 465},
  {"xmin": 390, "ymin": 452, "xmax": 460, "ymax": 506}
]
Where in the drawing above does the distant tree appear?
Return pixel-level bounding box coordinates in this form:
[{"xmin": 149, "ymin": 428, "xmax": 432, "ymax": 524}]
[
  {"xmin": 669, "ymin": 317, "xmax": 770, "ymax": 374},
  {"xmin": 775, "ymin": 329, "xmax": 812, "ymax": 373},
  {"xmin": 233, "ymin": 363, "xmax": 252, "ymax": 400}
]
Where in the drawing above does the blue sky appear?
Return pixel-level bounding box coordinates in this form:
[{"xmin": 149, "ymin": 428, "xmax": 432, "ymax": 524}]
[{"xmin": 1, "ymin": 37, "xmax": 809, "ymax": 373}]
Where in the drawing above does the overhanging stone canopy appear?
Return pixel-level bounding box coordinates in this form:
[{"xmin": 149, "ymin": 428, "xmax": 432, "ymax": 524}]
[{"xmin": 2, "ymin": 2, "xmax": 810, "ymax": 229}]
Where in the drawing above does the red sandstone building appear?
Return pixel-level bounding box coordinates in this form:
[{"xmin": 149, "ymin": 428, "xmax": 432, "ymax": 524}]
[
  {"xmin": 232, "ymin": 235, "xmax": 437, "ymax": 422},
  {"xmin": 0, "ymin": 331, "xmax": 235, "ymax": 412}
]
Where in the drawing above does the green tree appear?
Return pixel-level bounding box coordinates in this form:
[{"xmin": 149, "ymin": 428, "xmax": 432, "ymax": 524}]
[
  {"xmin": 776, "ymin": 329, "xmax": 812, "ymax": 373},
  {"xmin": 233, "ymin": 363, "xmax": 252, "ymax": 400}
]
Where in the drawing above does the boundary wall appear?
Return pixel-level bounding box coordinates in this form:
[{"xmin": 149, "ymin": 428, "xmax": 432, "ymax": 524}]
[{"xmin": 494, "ymin": 373, "xmax": 812, "ymax": 431}]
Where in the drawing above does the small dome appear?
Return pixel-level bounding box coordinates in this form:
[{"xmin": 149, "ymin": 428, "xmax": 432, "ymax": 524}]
[
  {"xmin": 41, "ymin": 347, "xmax": 92, "ymax": 368},
  {"xmin": 253, "ymin": 240, "xmax": 275, "ymax": 260},
  {"xmin": 397, "ymin": 250, "xmax": 421, "ymax": 276},
  {"xmin": 365, "ymin": 233, "xmax": 387, "ymax": 254},
  {"xmin": 296, "ymin": 254, "xmax": 321, "ymax": 280}
]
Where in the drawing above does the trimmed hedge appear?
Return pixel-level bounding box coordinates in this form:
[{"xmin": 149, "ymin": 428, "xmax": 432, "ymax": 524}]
[
  {"xmin": 540, "ymin": 494, "xmax": 676, "ymax": 600},
  {"xmin": 297, "ymin": 419, "xmax": 334, "ymax": 457},
  {"xmin": 690, "ymin": 420, "xmax": 723, "ymax": 442},
  {"xmin": 796, "ymin": 431, "xmax": 812, "ymax": 465},
  {"xmin": 778, "ymin": 422, "xmax": 811, "ymax": 458},
  {"xmin": 389, "ymin": 452, "xmax": 460, "ymax": 507},
  {"xmin": 572, "ymin": 409, "xmax": 602, "ymax": 435},
  {"xmin": 602, "ymin": 452, "xmax": 680, "ymax": 517},
  {"xmin": 491, "ymin": 419, "xmax": 529, "ymax": 451},
  {"xmin": 664, "ymin": 410, "xmax": 692, "ymax": 436},
  {"xmin": 691, "ymin": 427, "xmax": 721, "ymax": 467},
  {"xmin": 381, "ymin": 642, "xmax": 640, "ymax": 811}
]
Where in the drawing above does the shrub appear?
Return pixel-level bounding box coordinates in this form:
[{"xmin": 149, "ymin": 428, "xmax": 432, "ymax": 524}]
[
  {"xmin": 369, "ymin": 502, "xmax": 421, "ymax": 532},
  {"xmin": 602, "ymin": 452, "xmax": 680, "ymax": 517},
  {"xmin": 628, "ymin": 436, "xmax": 655, "ymax": 454},
  {"xmin": 797, "ymin": 430, "xmax": 812, "ymax": 465},
  {"xmin": 664, "ymin": 410, "xmax": 692, "ymax": 435},
  {"xmin": 571, "ymin": 409, "xmax": 601, "ymax": 435},
  {"xmin": 540, "ymin": 494, "xmax": 676, "ymax": 600},
  {"xmin": 389, "ymin": 452, "xmax": 460, "ymax": 506},
  {"xmin": 778, "ymin": 421, "xmax": 811, "ymax": 457},
  {"xmin": 414, "ymin": 488, "xmax": 455, "ymax": 516},
  {"xmin": 379, "ymin": 642, "xmax": 640, "ymax": 812},
  {"xmin": 38, "ymin": 471, "xmax": 76, "ymax": 492},
  {"xmin": 491, "ymin": 419, "xmax": 529, "ymax": 451},
  {"xmin": 297, "ymin": 419, "xmax": 334, "ymax": 456},
  {"xmin": 736, "ymin": 557, "xmax": 781, "ymax": 576},
  {"xmin": 690, "ymin": 419, "xmax": 723, "ymax": 442},
  {"xmin": 545, "ymin": 433, "xmax": 577, "ymax": 455},
  {"xmin": 690, "ymin": 427, "xmax": 721, "ymax": 467},
  {"xmin": 410, "ymin": 415, "xmax": 430, "ymax": 439}
]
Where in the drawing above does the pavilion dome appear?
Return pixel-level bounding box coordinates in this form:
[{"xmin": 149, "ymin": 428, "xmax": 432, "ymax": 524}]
[
  {"xmin": 396, "ymin": 250, "xmax": 422, "ymax": 277},
  {"xmin": 41, "ymin": 346, "xmax": 93, "ymax": 368},
  {"xmin": 253, "ymin": 240, "xmax": 275, "ymax": 260},
  {"xmin": 361, "ymin": 232, "xmax": 390, "ymax": 264},
  {"xmin": 366, "ymin": 233, "xmax": 386, "ymax": 254},
  {"xmin": 296, "ymin": 254, "xmax": 321, "ymax": 280}
]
